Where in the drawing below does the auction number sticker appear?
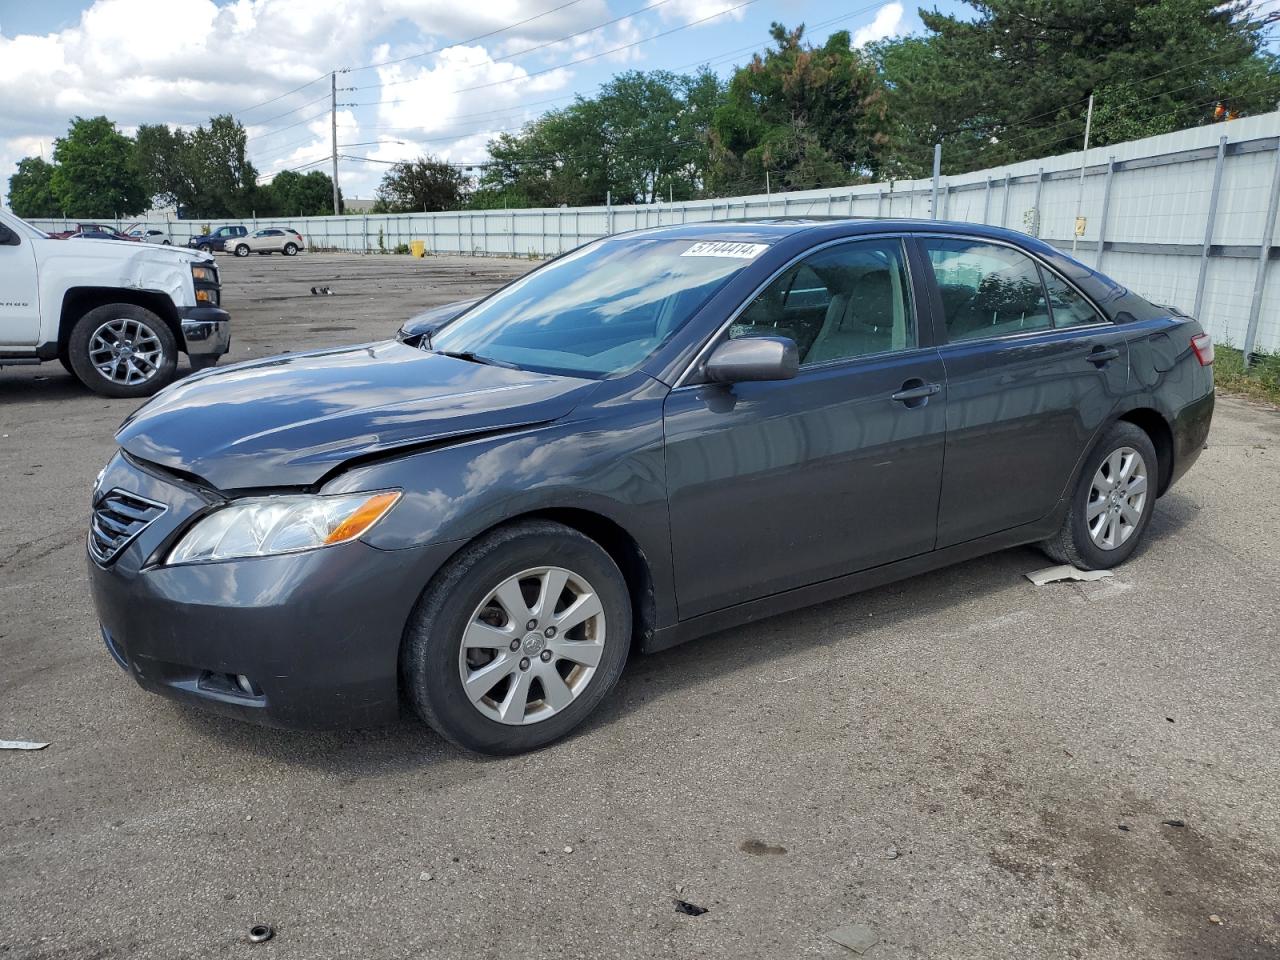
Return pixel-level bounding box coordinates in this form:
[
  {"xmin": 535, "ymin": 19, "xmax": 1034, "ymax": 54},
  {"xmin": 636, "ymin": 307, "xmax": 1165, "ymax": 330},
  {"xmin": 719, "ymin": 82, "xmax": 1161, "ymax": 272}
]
[{"xmin": 681, "ymin": 241, "xmax": 769, "ymax": 259}]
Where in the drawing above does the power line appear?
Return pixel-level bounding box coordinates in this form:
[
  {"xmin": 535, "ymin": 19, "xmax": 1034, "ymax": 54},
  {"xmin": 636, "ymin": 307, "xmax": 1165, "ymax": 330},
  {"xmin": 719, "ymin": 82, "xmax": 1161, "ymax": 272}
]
[
  {"xmin": 360, "ymin": 0, "xmax": 757, "ymax": 106},
  {"xmin": 351, "ymin": 0, "xmax": 589, "ymax": 73},
  {"xmin": 236, "ymin": 74, "xmax": 330, "ymax": 116}
]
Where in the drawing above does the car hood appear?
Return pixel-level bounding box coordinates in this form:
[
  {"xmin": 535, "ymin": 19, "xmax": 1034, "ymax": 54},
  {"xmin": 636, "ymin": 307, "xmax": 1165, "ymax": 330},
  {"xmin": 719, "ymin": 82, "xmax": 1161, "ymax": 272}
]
[{"xmin": 116, "ymin": 341, "xmax": 600, "ymax": 490}]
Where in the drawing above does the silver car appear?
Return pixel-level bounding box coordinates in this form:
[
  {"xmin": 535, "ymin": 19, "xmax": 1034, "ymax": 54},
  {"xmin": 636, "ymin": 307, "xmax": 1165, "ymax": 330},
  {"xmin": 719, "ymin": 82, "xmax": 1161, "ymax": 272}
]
[
  {"xmin": 126, "ymin": 226, "xmax": 173, "ymax": 245},
  {"xmin": 229, "ymin": 228, "xmax": 306, "ymax": 257}
]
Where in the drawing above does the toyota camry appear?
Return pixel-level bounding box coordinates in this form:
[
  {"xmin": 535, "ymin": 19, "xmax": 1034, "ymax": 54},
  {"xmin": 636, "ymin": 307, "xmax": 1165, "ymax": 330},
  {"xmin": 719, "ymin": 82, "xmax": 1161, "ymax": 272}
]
[{"xmin": 87, "ymin": 219, "xmax": 1215, "ymax": 754}]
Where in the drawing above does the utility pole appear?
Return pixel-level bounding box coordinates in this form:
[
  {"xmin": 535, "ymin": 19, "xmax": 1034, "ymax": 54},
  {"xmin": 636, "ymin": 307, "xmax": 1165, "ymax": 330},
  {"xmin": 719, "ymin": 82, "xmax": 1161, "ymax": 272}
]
[
  {"xmin": 1072, "ymin": 94, "xmax": 1095, "ymax": 255},
  {"xmin": 330, "ymin": 71, "xmax": 340, "ymax": 216}
]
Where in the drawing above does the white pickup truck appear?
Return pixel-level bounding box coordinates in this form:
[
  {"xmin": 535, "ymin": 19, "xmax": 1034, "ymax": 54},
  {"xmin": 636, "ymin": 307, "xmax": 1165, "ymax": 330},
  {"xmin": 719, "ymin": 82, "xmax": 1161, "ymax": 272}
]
[{"xmin": 0, "ymin": 207, "xmax": 230, "ymax": 398}]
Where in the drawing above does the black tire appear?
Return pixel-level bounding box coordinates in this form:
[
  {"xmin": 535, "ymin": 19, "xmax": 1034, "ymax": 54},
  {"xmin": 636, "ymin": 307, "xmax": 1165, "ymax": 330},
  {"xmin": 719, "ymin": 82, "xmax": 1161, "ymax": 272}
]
[
  {"xmin": 233, "ymin": 243, "xmax": 250, "ymax": 257},
  {"xmin": 66, "ymin": 303, "xmax": 178, "ymax": 399},
  {"xmin": 283, "ymin": 243, "xmax": 299, "ymax": 256},
  {"xmin": 1040, "ymin": 421, "xmax": 1158, "ymax": 570},
  {"xmin": 188, "ymin": 354, "xmax": 219, "ymax": 372},
  {"xmin": 162, "ymin": 240, "xmax": 172, "ymax": 246},
  {"xmin": 402, "ymin": 520, "xmax": 632, "ymax": 755}
]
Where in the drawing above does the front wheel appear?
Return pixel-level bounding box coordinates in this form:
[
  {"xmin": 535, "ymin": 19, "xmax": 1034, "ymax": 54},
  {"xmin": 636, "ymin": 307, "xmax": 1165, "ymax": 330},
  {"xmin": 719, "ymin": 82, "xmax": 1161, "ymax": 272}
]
[
  {"xmin": 1041, "ymin": 421, "xmax": 1158, "ymax": 570},
  {"xmin": 66, "ymin": 304, "xmax": 178, "ymax": 398},
  {"xmin": 233, "ymin": 244, "xmax": 250, "ymax": 257},
  {"xmin": 402, "ymin": 520, "xmax": 631, "ymax": 754}
]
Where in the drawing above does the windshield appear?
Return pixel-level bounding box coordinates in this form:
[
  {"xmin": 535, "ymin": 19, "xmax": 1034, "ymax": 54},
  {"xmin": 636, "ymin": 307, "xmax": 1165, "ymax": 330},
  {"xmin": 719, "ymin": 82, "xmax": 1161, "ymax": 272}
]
[{"xmin": 430, "ymin": 237, "xmax": 766, "ymax": 378}]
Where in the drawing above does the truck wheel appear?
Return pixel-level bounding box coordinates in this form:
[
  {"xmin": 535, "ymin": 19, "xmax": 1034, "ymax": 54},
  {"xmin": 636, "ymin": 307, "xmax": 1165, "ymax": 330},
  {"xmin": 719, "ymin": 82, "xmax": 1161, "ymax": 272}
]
[
  {"xmin": 283, "ymin": 243, "xmax": 299, "ymax": 256},
  {"xmin": 67, "ymin": 304, "xmax": 178, "ymax": 399},
  {"xmin": 234, "ymin": 244, "xmax": 250, "ymax": 257}
]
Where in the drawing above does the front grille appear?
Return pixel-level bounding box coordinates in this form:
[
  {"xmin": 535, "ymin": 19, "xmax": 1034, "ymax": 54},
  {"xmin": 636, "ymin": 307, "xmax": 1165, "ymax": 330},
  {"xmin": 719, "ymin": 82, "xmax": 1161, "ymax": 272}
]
[{"xmin": 89, "ymin": 489, "xmax": 166, "ymax": 565}]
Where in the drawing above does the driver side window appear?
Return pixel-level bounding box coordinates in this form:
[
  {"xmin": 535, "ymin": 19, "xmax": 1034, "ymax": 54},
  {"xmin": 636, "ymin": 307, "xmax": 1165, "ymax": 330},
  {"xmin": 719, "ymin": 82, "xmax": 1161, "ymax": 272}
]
[{"xmin": 729, "ymin": 238, "xmax": 916, "ymax": 366}]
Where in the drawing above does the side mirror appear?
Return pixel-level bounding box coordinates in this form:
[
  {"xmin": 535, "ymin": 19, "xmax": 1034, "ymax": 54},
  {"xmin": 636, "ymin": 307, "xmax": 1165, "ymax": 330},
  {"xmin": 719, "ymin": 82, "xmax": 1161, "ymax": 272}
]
[
  {"xmin": 0, "ymin": 225, "xmax": 19, "ymax": 247},
  {"xmin": 397, "ymin": 298, "xmax": 481, "ymax": 346},
  {"xmin": 704, "ymin": 336, "xmax": 799, "ymax": 384}
]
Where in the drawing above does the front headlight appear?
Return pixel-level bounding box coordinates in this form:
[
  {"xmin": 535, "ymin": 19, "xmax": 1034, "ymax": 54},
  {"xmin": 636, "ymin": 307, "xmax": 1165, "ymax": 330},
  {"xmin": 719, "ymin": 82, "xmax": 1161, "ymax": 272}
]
[
  {"xmin": 167, "ymin": 491, "xmax": 400, "ymax": 565},
  {"xmin": 191, "ymin": 265, "xmax": 216, "ymax": 283}
]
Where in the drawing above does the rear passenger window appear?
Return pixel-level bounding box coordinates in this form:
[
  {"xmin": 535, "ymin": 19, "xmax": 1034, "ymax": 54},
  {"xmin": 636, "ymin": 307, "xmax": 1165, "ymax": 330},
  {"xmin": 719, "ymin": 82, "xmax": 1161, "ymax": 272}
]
[
  {"xmin": 731, "ymin": 239, "xmax": 915, "ymax": 365},
  {"xmin": 923, "ymin": 239, "xmax": 1051, "ymax": 341},
  {"xmin": 1043, "ymin": 270, "xmax": 1105, "ymax": 327}
]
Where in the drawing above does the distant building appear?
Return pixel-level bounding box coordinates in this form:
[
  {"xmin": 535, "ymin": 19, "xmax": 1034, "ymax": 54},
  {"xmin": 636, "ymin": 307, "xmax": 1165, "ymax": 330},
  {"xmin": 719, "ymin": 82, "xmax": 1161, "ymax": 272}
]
[{"xmin": 343, "ymin": 197, "xmax": 377, "ymax": 213}]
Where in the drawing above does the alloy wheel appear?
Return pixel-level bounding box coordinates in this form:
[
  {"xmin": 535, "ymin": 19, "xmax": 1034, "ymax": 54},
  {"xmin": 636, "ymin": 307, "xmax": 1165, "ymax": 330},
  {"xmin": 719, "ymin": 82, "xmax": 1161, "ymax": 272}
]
[
  {"xmin": 87, "ymin": 317, "xmax": 164, "ymax": 386},
  {"xmin": 1087, "ymin": 446, "xmax": 1148, "ymax": 550},
  {"xmin": 457, "ymin": 566, "xmax": 606, "ymax": 726}
]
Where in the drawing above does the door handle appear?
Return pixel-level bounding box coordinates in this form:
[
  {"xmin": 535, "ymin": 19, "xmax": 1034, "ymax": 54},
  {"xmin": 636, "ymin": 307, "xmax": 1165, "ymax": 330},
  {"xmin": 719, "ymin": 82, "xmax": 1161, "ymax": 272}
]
[
  {"xmin": 1086, "ymin": 346, "xmax": 1120, "ymax": 366},
  {"xmin": 891, "ymin": 380, "xmax": 941, "ymax": 405}
]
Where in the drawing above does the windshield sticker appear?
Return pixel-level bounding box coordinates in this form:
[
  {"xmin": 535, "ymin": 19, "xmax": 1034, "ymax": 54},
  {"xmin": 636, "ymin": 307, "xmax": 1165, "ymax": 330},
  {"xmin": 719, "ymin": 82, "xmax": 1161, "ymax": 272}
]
[{"xmin": 681, "ymin": 241, "xmax": 769, "ymax": 259}]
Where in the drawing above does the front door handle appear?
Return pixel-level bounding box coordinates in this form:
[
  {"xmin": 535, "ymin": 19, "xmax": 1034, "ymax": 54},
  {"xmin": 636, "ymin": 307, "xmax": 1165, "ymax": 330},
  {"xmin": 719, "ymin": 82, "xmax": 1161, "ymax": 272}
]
[
  {"xmin": 891, "ymin": 380, "xmax": 941, "ymax": 406},
  {"xmin": 1087, "ymin": 346, "xmax": 1120, "ymax": 366}
]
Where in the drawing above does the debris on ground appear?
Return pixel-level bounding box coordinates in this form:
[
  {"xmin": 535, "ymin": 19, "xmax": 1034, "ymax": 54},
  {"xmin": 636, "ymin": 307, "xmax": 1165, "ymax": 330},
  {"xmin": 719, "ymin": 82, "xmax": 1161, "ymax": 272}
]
[
  {"xmin": 827, "ymin": 922, "xmax": 880, "ymax": 954},
  {"xmin": 738, "ymin": 839, "xmax": 787, "ymax": 855},
  {"xmin": 1209, "ymin": 914, "xmax": 1223, "ymax": 925},
  {"xmin": 563, "ymin": 845, "xmax": 574, "ymax": 854},
  {"xmin": 309, "ymin": 286, "xmax": 335, "ymax": 295},
  {"xmin": 674, "ymin": 899, "xmax": 708, "ymax": 916},
  {"xmin": 1026, "ymin": 564, "xmax": 1115, "ymax": 586},
  {"xmin": 247, "ymin": 924, "xmax": 274, "ymax": 943},
  {"xmin": 1161, "ymin": 819, "xmax": 1186, "ymax": 828},
  {"xmin": 419, "ymin": 872, "xmax": 432, "ymax": 881},
  {"xmin": 0, "ymin": 740, "xmax": 49, "ymax": 751},
  {"xmin": 885, "ymin": 847, "xmax": 900, "ymax": 860},
  {"xmin": 1117, "ymin": 824, "xmax": 1131, "ymax": 832}
]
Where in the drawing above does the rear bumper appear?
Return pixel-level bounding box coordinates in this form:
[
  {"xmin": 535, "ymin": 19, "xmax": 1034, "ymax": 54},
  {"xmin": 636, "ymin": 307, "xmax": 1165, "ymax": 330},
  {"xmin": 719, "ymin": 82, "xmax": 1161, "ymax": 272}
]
[
  {"xmin": 178, "ymin": 306, "xmax": 230, "ymax": 358},
  {"xmin": 1168, "ymin": 389, "xmax": 1214, "ymax": 490}
]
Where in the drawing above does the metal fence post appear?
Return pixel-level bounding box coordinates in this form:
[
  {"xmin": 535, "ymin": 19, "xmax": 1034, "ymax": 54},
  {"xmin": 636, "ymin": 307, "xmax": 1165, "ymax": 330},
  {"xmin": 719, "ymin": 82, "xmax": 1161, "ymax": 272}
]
[
  {"xmin": 982, "ymin": 177, "xmax": 992, "ymax": 224},
  {"xmin": 1193, "ymin": 137, "xmax": 1229, "ymax": 319},
  {"xmin": 1094, "ymin": 157, "xmax": 1116, "ymax": 271},
  {"xmin": 930, "ymin": 143, "xmax": 942, "ymax": 219},
  {"xmin": 1000, "ymin": 172, "xmax": 1011, "ymax": 227},
  {"xmin": 1242, "ymin": 139, "xmax": 1280, "ymax": 366},
  {"xmin": 1032, "ymin": 168, "xmax": 1045, "ymax": 237}
]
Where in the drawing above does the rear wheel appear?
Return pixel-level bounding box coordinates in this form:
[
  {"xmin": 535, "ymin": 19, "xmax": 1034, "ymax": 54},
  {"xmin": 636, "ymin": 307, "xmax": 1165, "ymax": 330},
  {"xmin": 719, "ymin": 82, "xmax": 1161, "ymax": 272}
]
[
  {"xmin": 1041, "ymin": 421, "xmax": 1157, "ymax": 569},
  {"xmin": 283, "ymin": 242, "xmax": 299, "ymax": 256},
  {"xmin": 402, "ymin": 520, "xmax": 631, "ymax": 754},
  {"xmin": 66, "ymin": 304, "xmax": 178, "ymax": 398}
]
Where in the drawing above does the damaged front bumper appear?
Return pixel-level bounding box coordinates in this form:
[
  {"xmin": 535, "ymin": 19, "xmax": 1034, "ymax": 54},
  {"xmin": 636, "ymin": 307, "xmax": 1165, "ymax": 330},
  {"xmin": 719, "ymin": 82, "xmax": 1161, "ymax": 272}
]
[{"xmin": 178, "ymin": 305, "xmax": 231, "ymax": 358}]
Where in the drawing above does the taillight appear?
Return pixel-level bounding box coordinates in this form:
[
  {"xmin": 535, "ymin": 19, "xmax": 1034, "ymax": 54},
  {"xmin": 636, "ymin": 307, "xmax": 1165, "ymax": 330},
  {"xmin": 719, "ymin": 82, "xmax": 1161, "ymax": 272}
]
[{"xmin": 1191, "ymin": 333, "xmax": 1214, "ymax": 366}]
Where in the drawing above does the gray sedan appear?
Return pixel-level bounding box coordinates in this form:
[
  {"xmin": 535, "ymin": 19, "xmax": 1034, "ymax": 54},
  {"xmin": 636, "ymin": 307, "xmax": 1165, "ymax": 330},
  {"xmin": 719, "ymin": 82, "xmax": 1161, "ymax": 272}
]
[{"xmin": 88, "ymin": 218, "xmax": 1214, "ymax": 754}]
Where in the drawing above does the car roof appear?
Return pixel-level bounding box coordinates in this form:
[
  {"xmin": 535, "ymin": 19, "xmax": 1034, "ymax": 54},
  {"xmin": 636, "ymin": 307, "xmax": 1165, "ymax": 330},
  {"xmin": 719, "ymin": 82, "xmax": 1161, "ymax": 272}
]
[{"xmin": 610, "ymin": 216, "xmax": 1041, "ymax": 247}]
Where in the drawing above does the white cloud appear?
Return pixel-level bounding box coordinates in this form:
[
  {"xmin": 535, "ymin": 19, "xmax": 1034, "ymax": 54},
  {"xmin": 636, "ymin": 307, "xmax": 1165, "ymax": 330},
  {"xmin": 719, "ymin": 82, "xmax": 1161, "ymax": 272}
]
[
  {"xmin": 853, "ymin": 3, "xmax": 906, "ymax": 48},
  {"xmin": 656, "ymin": 0, "xmax": 748, "ymax": 27},
  {"xmin": 0, "ymin": 0, "xmax": 625, "ymax": 203}
]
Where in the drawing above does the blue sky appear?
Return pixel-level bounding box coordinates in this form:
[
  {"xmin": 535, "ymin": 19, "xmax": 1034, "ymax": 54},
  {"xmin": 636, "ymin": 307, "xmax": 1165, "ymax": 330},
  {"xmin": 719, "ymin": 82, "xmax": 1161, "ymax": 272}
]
[{"xmin": 0, "ymin": 0, "xmax": 965, "ymax": 204}]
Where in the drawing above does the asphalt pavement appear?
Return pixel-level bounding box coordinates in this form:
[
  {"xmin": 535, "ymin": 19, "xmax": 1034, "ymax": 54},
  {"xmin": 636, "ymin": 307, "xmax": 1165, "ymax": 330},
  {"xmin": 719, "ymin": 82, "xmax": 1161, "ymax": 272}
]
[{"xmin": 2, "ymin": 253, "xmax": 1278, "ymax": 959}]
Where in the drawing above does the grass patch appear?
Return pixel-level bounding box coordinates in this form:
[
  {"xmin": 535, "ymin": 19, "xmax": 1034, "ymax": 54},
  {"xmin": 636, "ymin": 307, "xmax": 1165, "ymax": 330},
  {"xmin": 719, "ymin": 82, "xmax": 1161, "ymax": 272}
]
[{"xmin": 1213, "ymin": 345, "xmax": 1280, "ymax": 406}]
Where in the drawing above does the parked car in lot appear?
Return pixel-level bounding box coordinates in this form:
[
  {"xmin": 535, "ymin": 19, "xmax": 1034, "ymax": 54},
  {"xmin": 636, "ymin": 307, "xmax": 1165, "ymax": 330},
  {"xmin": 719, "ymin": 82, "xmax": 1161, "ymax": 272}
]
[
  {"xmin": 88, "ymin": 219, "xmax": 1214, "ymax": 754},
  {"xmin": 126, "ymin": 226, "xmax": 172, "ymax": 245},
  {"xmin": 49, "ymin": 223, "xmax": 140, "ymax": 241},
  {"xmin": 187, "ymin": 225, "xmax": 247, "ymax": 252},
  {"xmin": 0, "ymin": 207, "xmax": 230, "ymax": 397},
  {"xmin": 228, "ymin": 227, "xmax": 306, "ymax": 257}
]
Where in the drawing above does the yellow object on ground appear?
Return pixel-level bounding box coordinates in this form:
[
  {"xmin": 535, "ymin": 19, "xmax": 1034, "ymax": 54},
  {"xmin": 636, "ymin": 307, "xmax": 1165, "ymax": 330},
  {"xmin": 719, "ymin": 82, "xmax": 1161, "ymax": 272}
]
[{"xmin": 410, "ymin": 240, "xmax": 426, "ymax": 258}]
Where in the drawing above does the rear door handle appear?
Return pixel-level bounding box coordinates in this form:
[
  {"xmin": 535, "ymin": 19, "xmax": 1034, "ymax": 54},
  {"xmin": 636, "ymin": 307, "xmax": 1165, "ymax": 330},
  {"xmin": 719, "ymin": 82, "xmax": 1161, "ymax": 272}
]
[
  {"xmin": 891, "ymin": 381, "xmax": 941, "ymax": 404},
  {"xmin": 1087, "ymin": 346, "xmax": 1120, "ymax": 366}
]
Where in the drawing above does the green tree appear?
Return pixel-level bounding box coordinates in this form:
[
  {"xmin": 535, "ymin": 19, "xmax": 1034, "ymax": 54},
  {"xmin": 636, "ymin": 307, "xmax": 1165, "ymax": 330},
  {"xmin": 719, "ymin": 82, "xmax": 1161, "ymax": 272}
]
[
  {"xmin": 372, "ymin": 157, "xmax": 468, "ymax": 212},
  {"xmin": 707, "ymin": 24, "xmax": 890, "ymax": 195},
  {"xmin": 133, "ymin": 123, "xmax": 190, "ymax": 209},
  {"xmin": 181, "ymin": 115, "xmax": 262, "ymax": 218},
  {"xmin": 49, "ymin": 116, "xmax": 149, "ymax": 217},
  {"xmin": 871, "ymin": 0, "xmax": 1280, "ymax": 176},
  {"xmin": 7, "ymin": 156, "xmax": 60, "ymax": 218},
  {"xmin": 480, "ymin": 69, "xmax": 724, "ymax": 206},
  {"xmin": 268, "ymin": 169, "xmax": 340, "ymax": 216}
]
